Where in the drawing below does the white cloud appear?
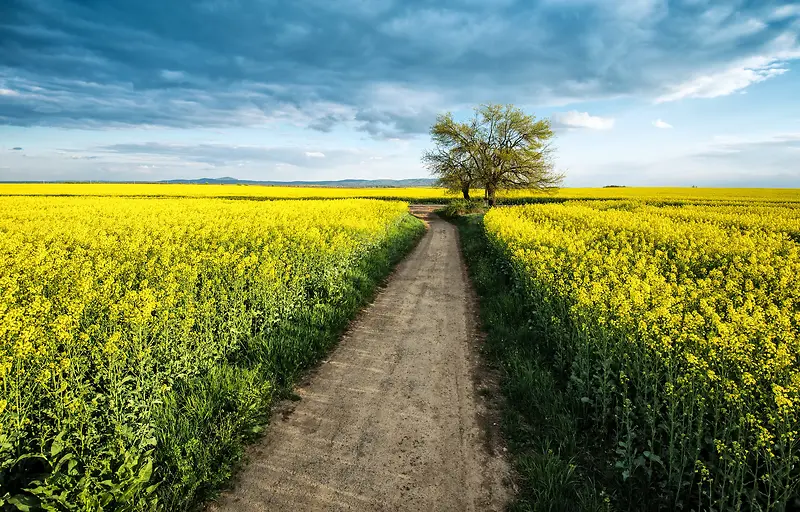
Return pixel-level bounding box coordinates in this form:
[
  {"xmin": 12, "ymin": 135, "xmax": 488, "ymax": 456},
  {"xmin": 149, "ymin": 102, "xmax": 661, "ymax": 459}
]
[
  {"xmin": 705, "ymin": 132, "xmax": 800, "ymax": 150},
  {"xmin": 0, "ymin": 88, "xmax": 19, "ymax": 96},
  {"xmin": 551, "ymin": 111, "xmax": 615, "ymax": 130},
  {"xmin": 160, "ymin": 70, "xmax": 187, "ymax": 82},
  {"xmin": 305, "ymin": 151, "xmax": 326, "ymax": 158},
  {"xmin": 652, "ymin": 119, "xmax": 673, "ymax": 129},
  {"xmin": 655, "ymin": 49, "xmax": 800, "ymax": 103},
  {"xmin": 705, "ymin": 18, "xmax": 766, "ymax": 44},
  {"xmin": 770, "ymin": 5, "xmax": 800, "ymax": 21},
  {"xmin": 614, "ymin": 0, "xmax": 666, "ymax": 22}
]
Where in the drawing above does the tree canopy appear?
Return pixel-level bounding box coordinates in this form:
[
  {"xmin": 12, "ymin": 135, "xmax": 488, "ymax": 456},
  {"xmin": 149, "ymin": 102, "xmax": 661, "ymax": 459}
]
[{"xmin": 422, "ymin": 104, "xmax": 563, "ymax": 205}]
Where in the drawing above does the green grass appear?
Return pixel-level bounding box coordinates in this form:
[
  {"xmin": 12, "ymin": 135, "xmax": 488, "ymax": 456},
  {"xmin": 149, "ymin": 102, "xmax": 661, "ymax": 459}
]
[
  {"xmin": 150, "ymin": 214, "xmax": 426, "ymax": 510},
  {"xmin": 452, "ymin": 213, "xmax": 614, "ymax": 512}
]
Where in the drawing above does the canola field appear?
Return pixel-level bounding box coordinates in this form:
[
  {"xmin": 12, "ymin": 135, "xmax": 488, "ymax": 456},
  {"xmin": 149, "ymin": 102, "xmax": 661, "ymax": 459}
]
[
  {"xmin": 0, "ymin": 196, "xmax": 424, "ymax": 510},
  {"xmin": 485, "ymin": 199, "xmax": 800, "ymax": 510},
  {"xmin": 3, "ymin": 183, "xmax": 800, "ymax": 204}
]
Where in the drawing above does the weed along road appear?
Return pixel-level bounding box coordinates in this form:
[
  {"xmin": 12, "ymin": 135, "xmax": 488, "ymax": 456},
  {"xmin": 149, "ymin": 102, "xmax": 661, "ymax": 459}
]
[{"xmin": 209, "ymin": 206, "xmax": 510, "ymax": 511}]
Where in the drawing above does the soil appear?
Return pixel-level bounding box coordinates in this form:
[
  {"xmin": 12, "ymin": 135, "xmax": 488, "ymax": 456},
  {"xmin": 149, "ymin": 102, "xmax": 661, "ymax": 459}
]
[{"xmin": 208, "ymin": 205, "xmax": 511, "ymax": 511}]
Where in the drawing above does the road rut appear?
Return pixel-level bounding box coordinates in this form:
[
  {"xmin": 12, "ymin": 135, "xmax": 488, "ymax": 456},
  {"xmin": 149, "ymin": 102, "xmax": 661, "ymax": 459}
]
[{"xmin": 209, "ymin": 206, "xmax": 510, "ymax": 511}]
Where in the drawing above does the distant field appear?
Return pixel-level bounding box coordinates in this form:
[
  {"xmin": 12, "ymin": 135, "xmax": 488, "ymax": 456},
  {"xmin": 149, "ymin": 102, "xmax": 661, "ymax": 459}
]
[
  {"xmin": 0, "ymin": 183, "xmax": 453, "ymax": 200},
  {"xmin": 2, "ymin": 183, "xmax": 800, "ymax": 203}
]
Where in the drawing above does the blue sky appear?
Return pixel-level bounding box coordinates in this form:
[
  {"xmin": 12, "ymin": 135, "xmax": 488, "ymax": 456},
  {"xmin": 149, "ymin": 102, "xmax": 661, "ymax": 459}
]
[{"xmin": 1, "ymin": 0, "xmax": 800, "ymax": 186}]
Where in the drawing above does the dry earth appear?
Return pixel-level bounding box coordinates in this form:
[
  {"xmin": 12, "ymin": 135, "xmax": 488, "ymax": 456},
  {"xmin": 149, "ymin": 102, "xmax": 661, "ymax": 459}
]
[{"xmin": 208, "ymin": 205, "xmax": 511, "ymax": 511}]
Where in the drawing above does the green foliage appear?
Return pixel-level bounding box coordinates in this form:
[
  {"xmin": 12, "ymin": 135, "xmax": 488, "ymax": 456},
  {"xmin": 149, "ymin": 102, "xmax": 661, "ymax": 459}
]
[
  {"xmin": 154, "ymin": 364, "xmax": 273, "ymax": 508},
  {"xmin": 439, "ymin": 199, "xmax": 486, "ymax": 217},
  {"xmin": 424, "ymin": 104, "xmax": 563, "ymax": 205},
  {"xmin": 482, "ymin": 201, "xmax": 800, "ymax": 511},
  {"xmin": 453, "ymin": 214, "xmax": 612, "ymax": 512},
  {"xmin": 0, "ymin": 198, "xmax": 425, "ymax": 511}
]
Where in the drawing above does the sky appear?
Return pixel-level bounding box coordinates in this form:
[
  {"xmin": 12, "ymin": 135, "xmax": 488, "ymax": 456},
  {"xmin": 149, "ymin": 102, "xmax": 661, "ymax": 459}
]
[{"xmin": 1, "ymin": 0, "xmax": 800, "ymax": 186}]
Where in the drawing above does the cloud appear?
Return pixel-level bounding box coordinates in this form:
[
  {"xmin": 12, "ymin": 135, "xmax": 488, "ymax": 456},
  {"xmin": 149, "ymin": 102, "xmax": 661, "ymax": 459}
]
[
  {"xmin": 1, "ymin": 139, "xmax": 427, "ymax": 182},
  {"xmin": 551, "ymin": 111, "xmax": 615, "ymax": 130},
  {"xmin": 160, "ymin": 70, "xmax": 188, "ymax": 83},
  {"xmin": 682, "ymin": 133, "xmax": 800, "ymax": 186},
  {"xmin": 770, "ymin": 5, "xmax": 800, "ymax": 21},
  {"xmin": 695, "ymin": 133, "xmax": 800, "ymax": 156},
  {"xmin": 11, "ymin": 147, "xmax": 23, "ymax": 150},
  {"xmin": 94, "ymin": 142, "xmax": 359, "ymax": 168},
  {"xmin": 1, "ymin": 0, "xmax": 799, "ymax": 133},
  {"xmin": 563, "ymin": 133, "xmax": 800, "ymax": 187},
  {"xmin": 652, "ymin": 119, "xmax": 673, "ymax": 129},
  {"xmin": 655, "ymin": 54, "xmax": 794, "ymax": 103}
]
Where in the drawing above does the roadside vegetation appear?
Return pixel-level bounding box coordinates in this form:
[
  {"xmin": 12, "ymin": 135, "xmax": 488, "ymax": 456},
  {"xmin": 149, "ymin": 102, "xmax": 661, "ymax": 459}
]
[
  {"xmin": 451, "ymin": 198, "xmax": 800, "ymax": 511},
  {"xmin": 450, "ymin": 212, "xmax": 612, "ymax": 512},
  {"xmin": 0, "ymin": 197, "xmax": 424, "ymax": 511}
]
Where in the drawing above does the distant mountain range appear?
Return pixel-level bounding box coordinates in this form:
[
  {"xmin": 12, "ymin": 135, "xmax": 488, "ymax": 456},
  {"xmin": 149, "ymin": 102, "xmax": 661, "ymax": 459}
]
[{"xmin": 161, "ymin": 177, "xmax": 438, "ymax": 188}]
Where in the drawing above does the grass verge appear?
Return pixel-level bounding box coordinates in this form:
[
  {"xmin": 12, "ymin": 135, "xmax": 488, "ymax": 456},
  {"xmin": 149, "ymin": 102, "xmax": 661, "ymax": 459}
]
[
  {"xmin": 451, "ymin": 213, "xmax": 614, "ymax": 512},
  {"xmin": 153, "ymin": 213, "xmax": 426, "ymax": 510}
]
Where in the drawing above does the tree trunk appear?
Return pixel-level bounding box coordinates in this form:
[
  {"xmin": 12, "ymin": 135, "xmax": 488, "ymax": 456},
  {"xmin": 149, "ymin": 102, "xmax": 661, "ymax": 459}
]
[
  {"xmin": 462, "ymin": 186, "xmax": 470, "ymax": 200},
  {"xmin": 487, "ymin": 187, "xmax": 496, "ymax": 207}
]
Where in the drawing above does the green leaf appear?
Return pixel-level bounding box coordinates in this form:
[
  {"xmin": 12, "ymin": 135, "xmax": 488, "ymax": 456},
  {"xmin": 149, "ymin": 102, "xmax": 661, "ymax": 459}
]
[
  {"xmin": 50, "ymin": 432, "xmax": 65, "ymax": 458},
  {"xmin": 645, "ymin": 451, "xmax": 663, "ymax": 465},
  {"xmin": 53, "ymin": 452, "xmax": 75, "ymax": 473},
  {"xmin": 67, "ymin": 457, "xmax": 79, "ymax": 475},
  {"xmin": 7, "ymin": 495, "xmax": 40, "ymax": 511},
  {"xmin": 136, "ymin": 459, "xmax": 154, "ymax": 485}
]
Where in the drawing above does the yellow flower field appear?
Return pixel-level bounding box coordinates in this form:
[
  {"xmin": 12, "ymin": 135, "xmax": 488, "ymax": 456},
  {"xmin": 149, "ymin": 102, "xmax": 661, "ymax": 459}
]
[
  {"xmin": 0, "ymin": 196, "xmax": 423, "ymax": 510},
  {"xmin": 3, "ymin": 183, "xmax": 800, "ymax": 204},
  {"xmin": 0, "ymin": 183, "xmax": 453, "ymax": 200},
  {"xmin": 485, "ymin": 200, "xmax": 800, "ymax": 510}
]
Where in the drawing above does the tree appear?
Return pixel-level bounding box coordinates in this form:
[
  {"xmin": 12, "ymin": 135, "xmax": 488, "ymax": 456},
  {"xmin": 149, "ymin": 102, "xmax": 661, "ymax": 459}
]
[
  {"xmin": 421, "ymin": 145, "xmax": 478, "ymax": 200},
  {"xmin": 423, "ymin": 104, "xmax": 562, "ymax": 206}
]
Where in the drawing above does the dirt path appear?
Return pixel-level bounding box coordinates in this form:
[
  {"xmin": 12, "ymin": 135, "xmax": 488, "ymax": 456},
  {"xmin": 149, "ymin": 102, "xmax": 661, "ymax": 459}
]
[{"xmin": 209, "ymin": 206, "xmax": 510, "ymax": 511}]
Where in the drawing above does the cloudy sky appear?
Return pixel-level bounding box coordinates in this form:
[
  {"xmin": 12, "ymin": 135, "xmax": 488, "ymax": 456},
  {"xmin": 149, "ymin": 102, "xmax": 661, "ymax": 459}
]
[{"xmin": 1, "ymin": 0, "xmax": 800, "ymax": 186}]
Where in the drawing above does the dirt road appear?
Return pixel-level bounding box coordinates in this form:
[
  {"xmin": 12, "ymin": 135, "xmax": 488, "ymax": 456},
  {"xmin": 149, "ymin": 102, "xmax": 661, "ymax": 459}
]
[{"xmin": 209, "ymin": 206, "xmax": 510, "ymax": 511}]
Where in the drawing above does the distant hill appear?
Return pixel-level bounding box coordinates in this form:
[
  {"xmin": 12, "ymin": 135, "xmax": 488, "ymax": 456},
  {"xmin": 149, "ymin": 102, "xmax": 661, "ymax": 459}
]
[{"xmin": 160, "ymin": 177, "xmax": 438, "ymax": 188}]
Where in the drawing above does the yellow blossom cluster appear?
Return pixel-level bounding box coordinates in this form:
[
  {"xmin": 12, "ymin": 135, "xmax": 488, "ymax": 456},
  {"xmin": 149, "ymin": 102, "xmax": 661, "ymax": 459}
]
[
  {"xmin": 0, "ymin": 183, "xmax": 455, "ymax": 201},
  {"xmin": 485, "ymin": 201, "xmax": 800, "ymax": 510},
  {"xmin": 2, "ymin": 183, "xmax": 800, "ymax": 204},
  {"xmin": 0, "ymin": 196, "xmax": 419, "ymax": 509}
]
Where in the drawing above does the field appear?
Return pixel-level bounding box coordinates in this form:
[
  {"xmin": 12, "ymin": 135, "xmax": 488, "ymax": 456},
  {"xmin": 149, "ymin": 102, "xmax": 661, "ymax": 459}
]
[
  {"xmin": 4, "ymin": 184, "xmax": 800, "ymax": 511},
  {"xmin": 478, "ymin": 198, "xmax": 800, "ymax": 510},
  {"xmin": 0, "ymin": 196, "xmax": 424, "ymax": 510},
  {"xmin": 3, "ymin": 183, "xmax": 800, "ymax": 204}
]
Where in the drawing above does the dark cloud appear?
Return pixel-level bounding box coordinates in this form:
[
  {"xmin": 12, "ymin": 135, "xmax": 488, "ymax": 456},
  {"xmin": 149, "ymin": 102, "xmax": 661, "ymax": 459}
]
[
  {"xmin": 1, "ymin": 0, "xmax": 799, "ymax": 135},
  {"xmin": 355, "ymin": 108, "xmax": 436, "ymax": 139},
  {"xmin": 11, "ymin": 147, "xmax": 23, "ymax": 150}
]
